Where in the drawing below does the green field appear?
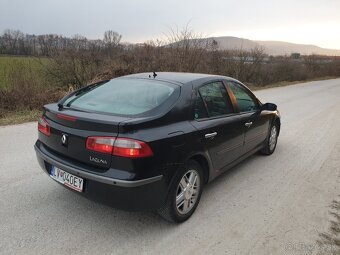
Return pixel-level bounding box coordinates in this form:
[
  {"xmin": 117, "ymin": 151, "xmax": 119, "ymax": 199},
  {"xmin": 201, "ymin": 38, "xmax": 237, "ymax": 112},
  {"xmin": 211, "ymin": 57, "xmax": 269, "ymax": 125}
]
[
  {"xmin": 0, "ymin": 55, "xmax": 49, "ymax": 90},
  {"xmin": 0, "ymin": 55, "xmax": 56, "ymax": 125}
]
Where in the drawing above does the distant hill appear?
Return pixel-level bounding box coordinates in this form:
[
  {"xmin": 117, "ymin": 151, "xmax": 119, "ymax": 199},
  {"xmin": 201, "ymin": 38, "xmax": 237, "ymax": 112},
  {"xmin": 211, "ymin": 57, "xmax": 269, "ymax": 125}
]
[{"xmin": 207, "ymin": 36, "xmax": 340, "ymax": 56}]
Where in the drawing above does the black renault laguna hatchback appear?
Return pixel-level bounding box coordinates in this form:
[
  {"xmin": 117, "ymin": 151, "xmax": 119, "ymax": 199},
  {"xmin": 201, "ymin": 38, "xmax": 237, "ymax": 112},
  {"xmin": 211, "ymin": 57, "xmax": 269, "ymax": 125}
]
[{"xmin": 35, "ymin": 72, "xmax": 280, "ymax": 222}]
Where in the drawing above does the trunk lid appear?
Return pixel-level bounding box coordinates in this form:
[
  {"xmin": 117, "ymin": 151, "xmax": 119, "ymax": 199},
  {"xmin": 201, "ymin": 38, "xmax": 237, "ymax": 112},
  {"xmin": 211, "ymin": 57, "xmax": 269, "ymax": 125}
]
[{"xmin": 40, "ymin": 104, "xmax": 131, "ymax": 169}]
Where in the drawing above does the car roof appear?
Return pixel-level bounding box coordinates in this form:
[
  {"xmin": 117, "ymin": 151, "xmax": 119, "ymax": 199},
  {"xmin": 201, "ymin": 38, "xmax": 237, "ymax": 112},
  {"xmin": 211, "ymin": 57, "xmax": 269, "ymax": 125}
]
[{"xmin": 122, "ymin": 72, "xmax": 233, "ymax": 85}]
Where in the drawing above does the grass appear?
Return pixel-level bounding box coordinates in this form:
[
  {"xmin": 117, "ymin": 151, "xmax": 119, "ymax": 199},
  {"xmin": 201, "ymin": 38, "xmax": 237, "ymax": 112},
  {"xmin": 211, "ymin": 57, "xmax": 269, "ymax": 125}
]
[
  {"xmin": 0, "ymin": 56, "xmax": 56, "ymax": 126},
  {"xmin": 0, "ymin": 109, "xmax": 41, "ymax": 126},
  {"xmin": 0, "ymin": 55, "xmax": 48, "ymax": 90}
]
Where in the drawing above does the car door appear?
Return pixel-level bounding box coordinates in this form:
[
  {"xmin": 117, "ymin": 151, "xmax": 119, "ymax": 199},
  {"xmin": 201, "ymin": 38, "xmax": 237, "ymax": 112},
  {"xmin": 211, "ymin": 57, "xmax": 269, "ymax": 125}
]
[
  {"xmin": 225, "ymin": 81, "xmax": 271, "ymax": 154},
  {"xmin": 190, "ymin": 81, "xmax": 246, "ymax": 172}
]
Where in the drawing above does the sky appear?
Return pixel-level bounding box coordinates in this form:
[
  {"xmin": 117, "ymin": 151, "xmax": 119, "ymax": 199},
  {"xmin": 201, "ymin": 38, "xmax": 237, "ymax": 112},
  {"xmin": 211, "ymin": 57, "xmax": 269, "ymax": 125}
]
[{"xmin": 1, "ymin": 0, "xmax": 340, "ymax": 49}]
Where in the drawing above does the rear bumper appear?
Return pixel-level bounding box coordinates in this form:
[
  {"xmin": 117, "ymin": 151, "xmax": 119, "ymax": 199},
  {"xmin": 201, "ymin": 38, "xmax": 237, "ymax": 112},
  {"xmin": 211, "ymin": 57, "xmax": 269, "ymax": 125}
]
[{"xmin": 34, "ymin": 141, "xmax": 166, "ymax": 211}]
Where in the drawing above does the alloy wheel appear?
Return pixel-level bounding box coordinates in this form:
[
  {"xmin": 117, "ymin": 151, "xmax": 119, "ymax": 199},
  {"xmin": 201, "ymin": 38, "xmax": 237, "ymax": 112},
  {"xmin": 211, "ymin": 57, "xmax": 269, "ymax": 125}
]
[
  {"xmin": 269, "ymin": 125, "xmax": 278, "ymax": 151},
  {"xmin": 176, "ymin": 169, "xmax": 200, "ymax": 215}
]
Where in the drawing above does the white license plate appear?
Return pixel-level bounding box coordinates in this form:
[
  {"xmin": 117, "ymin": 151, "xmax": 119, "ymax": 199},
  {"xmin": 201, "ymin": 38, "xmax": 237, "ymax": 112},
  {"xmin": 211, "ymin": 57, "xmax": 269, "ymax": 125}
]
[{"xmin": 50, "ymin": 166, "xmax": 84, "ymax": 192}]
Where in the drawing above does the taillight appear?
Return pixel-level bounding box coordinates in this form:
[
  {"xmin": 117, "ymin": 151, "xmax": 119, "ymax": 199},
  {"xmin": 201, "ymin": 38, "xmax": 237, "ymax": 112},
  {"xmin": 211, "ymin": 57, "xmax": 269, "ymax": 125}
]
[
  {"xmin": 113, "ymin": 138, "xmax": 153, "ymax": 158},
  {"xmin": 86, "ymin": 137, "xmax": 115, "ymax": 154},
  {"xmin": 86, "ymin": 137, "xmax": 153, "ymax": 158},
  {"xmin": 38, "ymin": 116, "xmax": 50, "ymax": 136}
]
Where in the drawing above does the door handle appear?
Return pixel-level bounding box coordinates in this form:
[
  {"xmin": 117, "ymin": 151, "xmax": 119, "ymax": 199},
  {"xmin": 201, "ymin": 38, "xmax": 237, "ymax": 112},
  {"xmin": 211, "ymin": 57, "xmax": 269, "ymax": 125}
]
[
  {"xmin": 245, "ymin": 122, "xmax": 253, "ymax": 127},
  {"xmin": 205, "ymin": 132, "xmax": 217, "ymax": 139}
]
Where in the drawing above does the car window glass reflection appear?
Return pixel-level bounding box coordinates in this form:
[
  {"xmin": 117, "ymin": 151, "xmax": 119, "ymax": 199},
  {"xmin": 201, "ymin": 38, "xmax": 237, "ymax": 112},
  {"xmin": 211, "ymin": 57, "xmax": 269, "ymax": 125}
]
[
  {"xmin": 227, "ymin": 82, "xmax": 258, "ymax": 112},
  {"xmin": 196, "ymin": 82, "xmax": 233, "ymax": 118}
]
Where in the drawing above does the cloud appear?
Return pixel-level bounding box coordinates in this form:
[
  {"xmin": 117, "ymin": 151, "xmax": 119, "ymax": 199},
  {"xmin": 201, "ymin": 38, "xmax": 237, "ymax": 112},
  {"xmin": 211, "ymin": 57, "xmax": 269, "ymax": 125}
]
[{"xmin": 0, "ymin": 0, "xmax": 339, "ymax": 48}]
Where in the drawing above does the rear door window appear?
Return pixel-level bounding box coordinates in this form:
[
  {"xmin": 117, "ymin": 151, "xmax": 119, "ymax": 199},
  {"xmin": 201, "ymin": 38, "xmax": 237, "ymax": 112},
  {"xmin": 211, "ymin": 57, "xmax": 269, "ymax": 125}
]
[
  {"xmin": 194, "ymin": 81, "xmax": 234, "ymax": 119},
  {"xmin": 64, "ymin": 78, "xmax": 178, "ymax": 116}
]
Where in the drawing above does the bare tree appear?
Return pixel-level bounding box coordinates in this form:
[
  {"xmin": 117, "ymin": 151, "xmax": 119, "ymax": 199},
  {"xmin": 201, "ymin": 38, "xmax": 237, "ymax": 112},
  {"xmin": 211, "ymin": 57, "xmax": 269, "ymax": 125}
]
[
  {"xmin": 304, "ymin": 54, "xmax": 320, "ymax": 75},
  {"xmin": 43, "ymin": 49, "xmax": 106, "ymax": 89},
  {"xmin": 2, "ymin": 29, "xmax": 25, "ymax": 54},
  {"xmin": 103, "ymin": 30, "xmax": 122, "ymax": 58},
  {"xmin": 71, "ymin": 34, "xmax": 88, "ymax": 51},
  {"xmin": 37, "ymin": 34, "xmax": 61, "ymax": 56},
  {"xmin": 103, "ymin": 30, "xmax": 122, "ymax": 46},
  {"xmin": 165, "ymin": 24, "xmax": 214, "ymax": 72}
]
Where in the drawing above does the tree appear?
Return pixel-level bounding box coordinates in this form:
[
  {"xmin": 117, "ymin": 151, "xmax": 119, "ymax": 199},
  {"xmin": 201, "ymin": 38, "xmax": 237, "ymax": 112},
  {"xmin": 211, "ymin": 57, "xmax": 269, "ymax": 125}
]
[
  {"xmin": 103, "ymin": 30, "xmax": 122, "ymax": 46},
  {"xmin": 2, "ymin": 29, "xmax": 25, "ymax": 54},
  {"xmin": 165, "ymin": 24, "xmax": 215, "ymax": 72},
  {"xmin": 304, "ymin": 54, "xmax": 320, "ymax": 75},
  {"xmin": 103, "ymin": 30, "xmax": 122, "ymax": 58}
]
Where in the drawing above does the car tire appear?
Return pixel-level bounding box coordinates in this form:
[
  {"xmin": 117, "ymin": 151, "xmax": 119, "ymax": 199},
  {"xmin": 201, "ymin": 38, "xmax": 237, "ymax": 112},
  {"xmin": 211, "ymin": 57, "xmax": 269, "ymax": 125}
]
[
  {"xmin": 261, "ymin": 122, "xmax": 279, "ymax": 155},
  {"xmin": 158, "ymin": 160, "xmax": 204, "ymax": 223}
]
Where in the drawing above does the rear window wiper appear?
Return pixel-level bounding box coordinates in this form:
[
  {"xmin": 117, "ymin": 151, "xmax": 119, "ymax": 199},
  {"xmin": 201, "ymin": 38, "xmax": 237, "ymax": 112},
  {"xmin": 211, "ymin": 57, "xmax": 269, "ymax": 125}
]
[{"xmin": 57, "ymin": 80, "xmax": 110, "ymax": 109}]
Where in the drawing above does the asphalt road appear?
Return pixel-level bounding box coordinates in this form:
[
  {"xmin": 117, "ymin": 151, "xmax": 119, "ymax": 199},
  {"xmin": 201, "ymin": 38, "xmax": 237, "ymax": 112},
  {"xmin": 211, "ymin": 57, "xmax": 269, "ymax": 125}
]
[{"xmin": 1, "ymin": 79, "xmax": 340, "ymax": 255}]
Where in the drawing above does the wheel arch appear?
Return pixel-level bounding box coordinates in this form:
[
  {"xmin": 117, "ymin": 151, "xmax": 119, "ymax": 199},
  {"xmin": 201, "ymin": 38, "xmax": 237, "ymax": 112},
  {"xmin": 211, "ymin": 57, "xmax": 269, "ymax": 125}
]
[
  {"xmin": 273, "ymin": 114, "xmax": 281, "ymax": 134},
  {"xmin": 189, "ymin": 154, "xmax": 210, "ymax": 184}
]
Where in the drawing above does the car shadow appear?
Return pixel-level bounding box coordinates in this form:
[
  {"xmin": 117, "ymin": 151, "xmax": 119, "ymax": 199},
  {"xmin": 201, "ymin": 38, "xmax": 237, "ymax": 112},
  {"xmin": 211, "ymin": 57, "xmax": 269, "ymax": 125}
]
[{"xmin": 41, "ymin": 144, "xmax": 284, "ymax": 241}]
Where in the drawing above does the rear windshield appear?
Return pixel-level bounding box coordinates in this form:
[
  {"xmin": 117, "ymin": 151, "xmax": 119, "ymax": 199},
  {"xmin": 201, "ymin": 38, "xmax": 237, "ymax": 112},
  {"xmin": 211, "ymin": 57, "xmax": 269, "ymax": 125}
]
[{"xmin": 63, "ymin": 78, "xmax": 179, "ymax": 116}]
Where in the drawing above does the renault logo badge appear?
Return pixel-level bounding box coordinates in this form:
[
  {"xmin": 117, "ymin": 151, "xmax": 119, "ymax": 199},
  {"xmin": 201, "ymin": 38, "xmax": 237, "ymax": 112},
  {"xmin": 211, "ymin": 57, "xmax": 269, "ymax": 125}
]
[{"xmin": 61, "ymin": 134, "xmax": 68, "ymax": 146}]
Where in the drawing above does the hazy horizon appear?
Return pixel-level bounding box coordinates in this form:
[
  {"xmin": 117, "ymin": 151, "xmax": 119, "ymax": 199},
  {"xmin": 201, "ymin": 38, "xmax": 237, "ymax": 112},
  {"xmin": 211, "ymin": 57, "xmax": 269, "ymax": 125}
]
[{"xmin": 1, "ymin": 0, "xmax": 340, "ymax": 50}]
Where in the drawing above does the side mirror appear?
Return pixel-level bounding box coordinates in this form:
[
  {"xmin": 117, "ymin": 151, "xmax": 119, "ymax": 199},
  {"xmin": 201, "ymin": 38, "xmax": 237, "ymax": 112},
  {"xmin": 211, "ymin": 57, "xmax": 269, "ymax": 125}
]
[{"xmin": 261, "ymin": 103, "xmax": 277, "ymax": 111}]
